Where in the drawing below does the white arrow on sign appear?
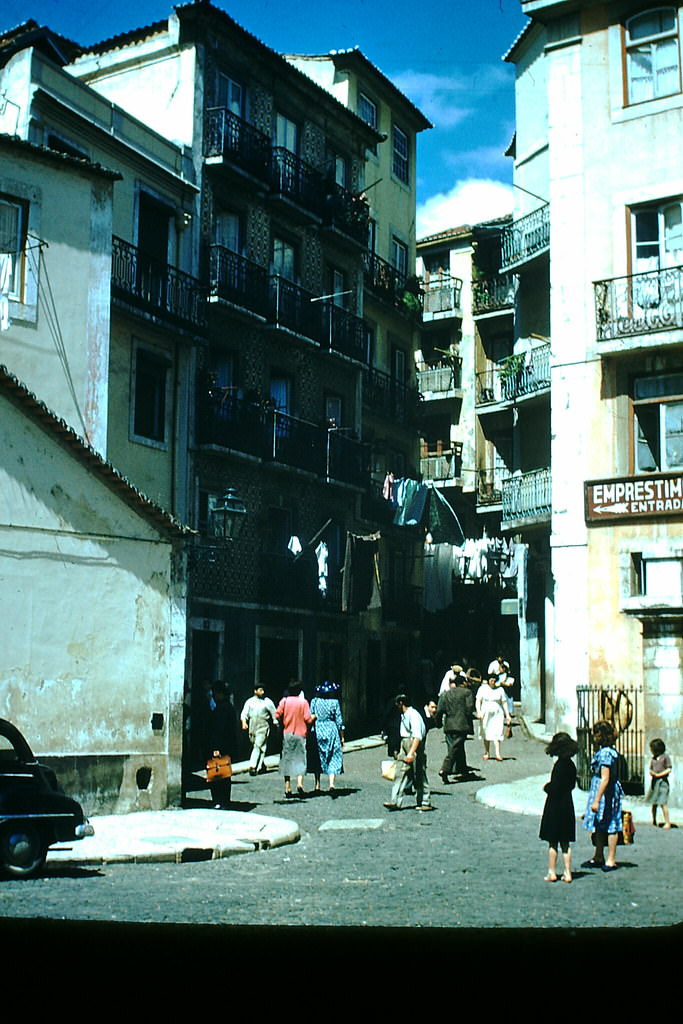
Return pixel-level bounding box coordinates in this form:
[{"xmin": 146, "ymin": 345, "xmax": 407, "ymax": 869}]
[{"xmin": 593, "ymin": 502, "xmax": 630, "ymax": 514}]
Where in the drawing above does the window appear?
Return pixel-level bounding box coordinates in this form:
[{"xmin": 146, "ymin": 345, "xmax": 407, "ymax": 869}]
[
  {"xmin": 633, "ymin": 199, "xmax": 683, "ymax": 272},
  {"xmin": 392, "ymin": 124, "xmax": 409, "ymax": 184},
  {"xmin": 269, "ymin": 374, "xmax": 292, "ymax": 416},
  {"xmin": 327, "ymin": 265, "xmax": 349, "ymax": 308},
  {"xmin": 625, "ymin": 8, "xmax": 680, "ymax": 104},
  {"xmin": 264, "ymin": 506, "xmax": 294, "ymax": 554},
  {"xmin": 133, "ymin": 346, "xmax": 170, "ymax": 444},
  {"xmin": 392, "ymin": 345, "xmax": 407, "ymax": 384},
  {"xmin": 213, "ymin": 209, "xmax": 241, "ymax": 253},
  {"xmin": 274, "ymin": 113, "xmax": 298, "ymax": 153},
  {"xmin": 358, "ymin": 92, "xmax": 378, "ymax": 130},
  {"xmin": 633, "ymin": 373, "xmax": 683, "ymax": 472},
  {"xmin": 0, "ymin": 194, "xmax": 27, "ymax": 300},
  {"xmin": 214, "ymin": 72, "xmax": 243, "ymax": 115},
  {"xmin": 272, "ymin": 236, "xmax": 296, "ymax": 281},
  {"xmin": 633, "ymin": 553, "xmax": 683, "ymax": 599},
  {"xmin": 368, "ymin": 218, "xmax": 378, "ymax": 253},
  {"xmin": 391, "ymin": 236, "xmax": 408, "ymax": 278},
  {"xmin": 365, "ymin": 320, "xmax": 376, "ymax": 366},
  {"xmin": 325, "ymin": 393, "xmax": 343, "ymax": 428},
  {"xmin": 46, "ymin": 132, "xmax": 88, "ymax": 161}
]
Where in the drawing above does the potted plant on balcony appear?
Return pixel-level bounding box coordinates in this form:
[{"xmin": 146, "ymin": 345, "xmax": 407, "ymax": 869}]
[{"xmin": 498, "ymin": 352, "xmax": 525, "ymax": 398}]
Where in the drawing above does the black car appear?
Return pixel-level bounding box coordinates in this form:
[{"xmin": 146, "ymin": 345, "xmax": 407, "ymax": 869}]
[{"xmin": 0, "ymin": 718, "xmax": 94, "ymax": 878}]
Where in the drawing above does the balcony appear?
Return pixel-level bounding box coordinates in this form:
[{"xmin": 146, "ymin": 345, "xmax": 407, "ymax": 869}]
[
  {"xmin": 323, "ymin": 184, "xmax": 370, "ymax": 247},
  {"xmin": 363, "ymin": 251, "xmax": 423, "ymax": 319},
  {"xmin": 500, "ymin": 204, "xmax": 549, "ymax": 271},
  {"xmin": 476, "ymin": 343, "xmax": 551, "ymax": 406},
  {"xmin": 268, "ymin": 276, "xmax": 325, "ymax": 343},
  {"xmin": 417, "ymin": 359, "xmax": 463, "ymax": 396},
  {"xmin": 269, "ymin": 148, "xmax": 325, "ymax": 220},
  {"xmin": 196, "ymin": 391, "xmax": 368, "ymax": 486},
  {"xmin": 502, "ymin": 468, "xmax": 551, "ymax": 526},
  {"xmin": 363, "ymin": 367, "xmax": 420, "ymax": 425},
  {"xmin": 321, "ymin": 303, "xmax": 368, "ymax": 362},
  {"xmin": 208, "ymin": 246, "xmax": 268, "ymax": 317},
  {"xmin": 421, "ymin": 275, "xmax": 463, "ymax": 318},
  {"xmin": 420, "ymin": 443, "xmax": 463, "ymax": 485},
  {"xmin": 204, "ymin": 107, "xmax": 271, "ymax": 183},
  {"xmin": 594, "ymin": 264, "xmax": 683, "ymax": 345},
  {"xmin": 111, "ymin": 236, "xmax": 206, "ymax": 330},
  {"xmin": 472, "ymin": 274, "xmax": 517, "ymax": 316},
  {"xmin": 476, "ymin": 468, "xmax": 505, "ymax": 510}
]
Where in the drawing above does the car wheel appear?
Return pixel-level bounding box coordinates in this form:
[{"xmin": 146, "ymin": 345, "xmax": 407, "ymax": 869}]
[{"xmin": 0, "ymin": 822, "xmax": 48, "ymax": 879}]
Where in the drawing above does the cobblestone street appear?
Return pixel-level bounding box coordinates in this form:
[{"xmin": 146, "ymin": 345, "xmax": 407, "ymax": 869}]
[{"xmin": 2, "ymin": 727, "xmax": 681, "ymax": 949}]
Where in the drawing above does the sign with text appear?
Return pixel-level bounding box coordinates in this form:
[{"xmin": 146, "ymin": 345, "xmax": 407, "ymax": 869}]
[{"xmin": 585, "ymin": 473, "xmax": 683, "ymax": 522}]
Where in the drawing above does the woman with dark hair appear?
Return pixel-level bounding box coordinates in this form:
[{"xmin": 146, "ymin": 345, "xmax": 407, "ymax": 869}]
[
  {"xmin": 310, "ymin": 681, "xmax": 345, "ymax": 796},
  {"xmin": 539, "ymin": 732, "xmax": 578, "ymax": 882},
  {"xmin": 583, "ymin": 719, "xmax": 624, "ymax": 871},
  {"xmin": 275, "ymin": 684, "xmax": 315, "ymax": 799}
]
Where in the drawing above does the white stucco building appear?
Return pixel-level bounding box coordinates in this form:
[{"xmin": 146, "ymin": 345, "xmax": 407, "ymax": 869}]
[{"xmin": 507, "ymin": 0, "xmax": 683, "ymax": 800}]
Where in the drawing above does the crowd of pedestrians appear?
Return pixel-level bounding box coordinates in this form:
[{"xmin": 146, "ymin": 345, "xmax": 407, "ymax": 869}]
[{"xmin": 193, "ymin": 660, "xmax": 675, "ymax": 883}]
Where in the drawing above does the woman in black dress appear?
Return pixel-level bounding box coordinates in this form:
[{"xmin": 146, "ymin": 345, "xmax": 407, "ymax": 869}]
[{"xmin": 539, "ymin": 732, "xmax": 578, "ymax": 883}]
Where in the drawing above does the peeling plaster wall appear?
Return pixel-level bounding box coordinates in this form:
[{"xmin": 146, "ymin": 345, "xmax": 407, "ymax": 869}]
[
  {"xmin": 0, "ymin": 145, "xmax": 113, "ymax": 456},
  {"xmin": 0, "ymin": 393, "xmax": 186, "ymax": 812}
]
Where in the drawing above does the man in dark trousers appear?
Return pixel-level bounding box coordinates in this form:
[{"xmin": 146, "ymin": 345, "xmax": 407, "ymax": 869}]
[{"xmin": 436, "ymin": 676, "xmax": 475, "ymax": 783}]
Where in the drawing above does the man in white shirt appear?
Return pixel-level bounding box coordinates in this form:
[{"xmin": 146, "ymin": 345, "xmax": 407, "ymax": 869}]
[
  {"xmin": 384, "ymin": 694, "xmax": 432, "ymax": 811},
  {"xmin": 240, "ymin": 685, "xmax": 277, "ymax": 775},
  {"xmin": 439, "ymin": 663, "xmax": 465, "ymax": 695}
]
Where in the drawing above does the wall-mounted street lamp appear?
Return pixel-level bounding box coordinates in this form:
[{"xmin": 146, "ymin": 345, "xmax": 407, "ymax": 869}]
[{"xmin": 209, "ymin": 488, "xmax": 248, "ymax": 541}]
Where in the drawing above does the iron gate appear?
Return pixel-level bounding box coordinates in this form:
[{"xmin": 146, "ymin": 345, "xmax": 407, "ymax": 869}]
[{"xmin": 576, "ymin": 685, "xmax": 644, "ymax": 794}]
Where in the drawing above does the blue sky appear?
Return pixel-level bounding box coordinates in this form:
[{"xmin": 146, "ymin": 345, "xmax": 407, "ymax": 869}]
[{"xmin": 2, "ymin": 0, "xmax": 528, "ymax": 235}]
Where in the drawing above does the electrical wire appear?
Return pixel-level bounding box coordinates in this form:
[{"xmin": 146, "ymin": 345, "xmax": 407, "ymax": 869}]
[{"xmin": 27, "ymin": 237, "xmax": 93, "ymax": 446}]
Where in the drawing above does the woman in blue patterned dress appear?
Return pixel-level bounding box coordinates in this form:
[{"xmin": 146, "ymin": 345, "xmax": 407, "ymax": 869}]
[
  {"xmin": 583, "ymin": 719, "xmax": 624, "ymax": 871},
  {"xmin": 310, "ymin": 682, "xmax": 345, "ymax": 797}
]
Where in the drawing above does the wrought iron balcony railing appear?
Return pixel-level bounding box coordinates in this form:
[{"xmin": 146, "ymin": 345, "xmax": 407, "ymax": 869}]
[
  {"xmin": 472, "ymin": 273, "xmax": 517, "ymax": 315},
  {"xmin": 321, "ymin": 302, "xmax": 368, "ymax": 362},
  {"xmin": 112, "ymin": 236, "xmax": 207, "ymax": 329},
  {"xmin": 500, "ymin": 204, "xmax": 550, "ymax": 271},
  {"xmin": 208, "ymin": 245, "xmax": 268, "ymax": 316},
  {"xmin": 476, "ymin": 343, "xmax": 551, "ymax": 405},
  {"xmin": 204, "ymin": 107, "xmax": 272, "ymax": 181},
  {"xmin": 196, "ymin": 391, "xmax": 368, "ymax": 486},
  {"xmin": 502, "ymin": 468, "xmax": 551, "ymax": 523},
  {"xmin": 594, "ymin": 264, "xmax": 683, "ymax": 341},
  {"xmin": 268, "ymin": 276, "xmax": 325, "ymax": 342},
  {"xmin": 421, "ymin": 275, "xmax": 463, "ymax": 315},
  {"xmin": 270, "ymin": 147, "xmax": 325, "ymax": 217},
  {"xmin": 363, "ymin": 251, "xmax": 423, "ymax": 317},
  {"xmin": 324, "ymin": 184, "xmax": 370, "ymax": 246},
  {"xmin": 363, "ymin": 367, "xmax": 420, "ymax": 424}
]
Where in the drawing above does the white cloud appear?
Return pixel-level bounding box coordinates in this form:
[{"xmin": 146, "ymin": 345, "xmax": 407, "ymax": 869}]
[
  {"xmin": 392, "ymin": 65, "xmax": 512, "ymax": 129},
  {"xmin": 416, "ymin": 179, "xmax": 514, "ymax": 238}
]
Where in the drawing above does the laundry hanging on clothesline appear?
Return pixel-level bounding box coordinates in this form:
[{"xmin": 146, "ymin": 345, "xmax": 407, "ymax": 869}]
[
  {"xmin": 422, "ymin": 536, "xmax": 520, "ymax": 612},
  {"xmin": 381, "ymin": 474, "xmax": 465, "ymax": 544},
  {"xmin": 341, "ymin": 531, "xmax": 382, "ymax": 613}
]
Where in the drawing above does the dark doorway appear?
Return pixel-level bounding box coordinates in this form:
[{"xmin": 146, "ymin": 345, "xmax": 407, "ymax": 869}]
[{"xmin": 258, "ymin": 635, "xmax": 300, "ymax": 699}]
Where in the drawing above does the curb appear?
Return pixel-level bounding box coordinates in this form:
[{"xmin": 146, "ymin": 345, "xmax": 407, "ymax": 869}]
[{"xmin": 47, "ymin": 810, "xmax": 301, "ymax": 867}]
